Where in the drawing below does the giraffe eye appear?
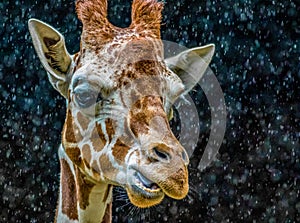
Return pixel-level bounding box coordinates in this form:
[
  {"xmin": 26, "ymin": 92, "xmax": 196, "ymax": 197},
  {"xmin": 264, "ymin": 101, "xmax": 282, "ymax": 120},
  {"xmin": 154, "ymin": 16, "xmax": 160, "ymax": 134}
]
[{"xmin": 74, "ymin": 90, "xmax": 102, "ymax": 108}]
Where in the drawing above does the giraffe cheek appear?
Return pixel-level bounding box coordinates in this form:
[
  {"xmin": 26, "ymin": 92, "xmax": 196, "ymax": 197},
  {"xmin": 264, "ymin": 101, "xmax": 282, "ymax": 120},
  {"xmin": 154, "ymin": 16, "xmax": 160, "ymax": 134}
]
[{"xmin": 99, "ymin": 154, "xmax": 119, "ymax": 181}]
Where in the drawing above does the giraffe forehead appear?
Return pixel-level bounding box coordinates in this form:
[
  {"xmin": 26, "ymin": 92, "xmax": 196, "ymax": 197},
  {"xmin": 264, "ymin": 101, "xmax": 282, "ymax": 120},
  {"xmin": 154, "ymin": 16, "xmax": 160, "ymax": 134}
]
[
  {"xmin": 71, "ymin": 30, "xmax": 168, "ymax": 92},
  {"xmin": 78, "ymin": 35, "xmax": 163, "ymax": 69},
  {"xmin": 82, "ymin": 25, "xmax": 163, "ymax": 55}
]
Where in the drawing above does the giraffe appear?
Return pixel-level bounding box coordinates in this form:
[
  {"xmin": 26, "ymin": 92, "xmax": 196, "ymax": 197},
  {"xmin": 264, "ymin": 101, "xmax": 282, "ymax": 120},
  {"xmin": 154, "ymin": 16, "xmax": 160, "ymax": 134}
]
[{"xmin": 28, "ymin": 0, "xmax": 215, "ymax": 222}]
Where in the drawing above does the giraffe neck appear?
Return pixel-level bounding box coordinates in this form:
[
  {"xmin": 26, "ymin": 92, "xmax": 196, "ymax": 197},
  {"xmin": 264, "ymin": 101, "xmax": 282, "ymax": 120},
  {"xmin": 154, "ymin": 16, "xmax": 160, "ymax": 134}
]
[{"xmin": 55, "ymin": 145, "xmax": 113, "ymax": 223}]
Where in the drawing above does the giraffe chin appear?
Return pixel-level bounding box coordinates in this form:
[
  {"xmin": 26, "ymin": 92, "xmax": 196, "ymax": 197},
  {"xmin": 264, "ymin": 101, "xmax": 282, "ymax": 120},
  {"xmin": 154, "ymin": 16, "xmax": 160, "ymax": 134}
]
[
  {"xmin": 125, "ymin": 170, "xmax": 165, "ymax": 208},
  {"xmin": 126, "ymin": 187, "xmax": 165, "ymax": 208}
]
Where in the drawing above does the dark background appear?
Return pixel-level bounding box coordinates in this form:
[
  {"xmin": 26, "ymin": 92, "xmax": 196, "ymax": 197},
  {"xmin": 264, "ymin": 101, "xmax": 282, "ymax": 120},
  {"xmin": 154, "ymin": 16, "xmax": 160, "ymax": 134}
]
[{"xmin": 0, "ymin": 0, "xmax": 299, "ymax": 222}]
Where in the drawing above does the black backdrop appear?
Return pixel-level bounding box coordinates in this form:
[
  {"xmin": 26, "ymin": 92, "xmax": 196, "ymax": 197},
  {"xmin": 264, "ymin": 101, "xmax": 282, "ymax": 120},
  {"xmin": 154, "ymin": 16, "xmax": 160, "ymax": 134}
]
[{"xmin": 0, "ymin": 0, "xmax": 299, "ymax": 222}]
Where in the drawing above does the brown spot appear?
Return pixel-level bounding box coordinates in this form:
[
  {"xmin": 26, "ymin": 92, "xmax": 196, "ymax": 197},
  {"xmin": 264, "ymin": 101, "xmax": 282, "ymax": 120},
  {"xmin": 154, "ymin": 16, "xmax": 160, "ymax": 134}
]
[
  {"xmin": 77, "ymin": 111, "xmax": 90, "ymax": 131},
  {"xmin": 93, "ymin": 122, "xmax": 106, "ymax": 142},
  {"xmin": 99, "ymin": 154, "xmax": 111, "ymax": 172},
  {"xmin": 133, "ymin": 60, "xmax": 159, "ymax": 76},
  {"xmin": 91, "ymin": 160, "xmax": 101, "ymax": 177},
  {"xmin": 65, "ymin": 147, "xmax": 83, "ymax": 168},
  {"xmin": 60, "ymin": 159, "xmax": 78, "ymax": 220},
  {"xmin": 63, "ymin": 109, "xmax": 83, "ymax": 144},
  {"xmin": 129, "ymin": 96, "xmax": 166, "ymax": 136},
  {"xmin": 90, "ymin": 123, "xmax": 106, "ymax": 152},
  {"xmin": 129, "ymin": 105, "xmax": 149, "ymax": 136},
  {"xmin": 112, "ymin": 139, "xmax": 130, "ymax": 164},
  {"xmin": 105, "ymin": 119, "xmax": 115, "ymax": 141},
  {"xmin": 63, "ymin": 110, "xmax": 76, "ymax": 143},
  {"xmin": 118, "ymin": 69, "xmax": 138, "ymax": 87},
  {"xmin": 75, "ymin": 167, "xmax": 95, "ymax": 210},
  {"xmin": 82, "ymin": 144, "xmax": 91, "ymax": 168},
  {"xmin": 100, "ymin": 154, "xmax": 118, "ymax": 178},
  {"xmin": 91, "ymin": 136, "xmax": 105, "ymax": 152}
]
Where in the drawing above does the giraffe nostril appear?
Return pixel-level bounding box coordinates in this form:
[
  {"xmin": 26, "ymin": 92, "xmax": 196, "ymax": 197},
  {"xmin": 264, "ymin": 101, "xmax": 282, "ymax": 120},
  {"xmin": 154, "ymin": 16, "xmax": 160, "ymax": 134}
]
[{"xmin": 153, "ymin": 147, "xmax": 170, "ymax": 161}]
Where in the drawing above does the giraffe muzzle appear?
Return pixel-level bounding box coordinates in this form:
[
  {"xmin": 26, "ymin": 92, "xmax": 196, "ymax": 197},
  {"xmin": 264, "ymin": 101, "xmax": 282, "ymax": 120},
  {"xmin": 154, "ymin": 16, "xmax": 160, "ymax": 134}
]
[{"xmin": 126, "ymin": 168, "xmax": 165, "ymax": 208}]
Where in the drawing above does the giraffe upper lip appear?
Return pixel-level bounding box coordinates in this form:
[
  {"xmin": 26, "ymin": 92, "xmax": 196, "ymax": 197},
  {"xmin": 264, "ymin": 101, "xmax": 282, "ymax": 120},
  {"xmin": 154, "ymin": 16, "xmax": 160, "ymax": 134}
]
[{"xmin": 133, "ymin": 170, "xmax": 161, "ymax": 193}]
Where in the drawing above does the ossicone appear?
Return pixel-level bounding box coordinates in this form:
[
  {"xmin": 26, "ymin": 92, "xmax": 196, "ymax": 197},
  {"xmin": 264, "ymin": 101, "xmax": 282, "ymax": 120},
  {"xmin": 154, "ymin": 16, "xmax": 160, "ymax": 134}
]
[{"xmin": 130, "ymin": 0, "xmax": 164, "ymax": 38}]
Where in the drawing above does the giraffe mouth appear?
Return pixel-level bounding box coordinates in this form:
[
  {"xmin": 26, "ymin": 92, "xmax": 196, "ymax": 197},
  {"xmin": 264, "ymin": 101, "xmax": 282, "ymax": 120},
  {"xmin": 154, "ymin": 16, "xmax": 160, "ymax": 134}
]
[
  {"xmin": 126, "ymin": 168, "xmax": 165, "ymax": 208},
  {"xmin": 134, "ymin": 171, "xmax": 161, "ymax": 193}
]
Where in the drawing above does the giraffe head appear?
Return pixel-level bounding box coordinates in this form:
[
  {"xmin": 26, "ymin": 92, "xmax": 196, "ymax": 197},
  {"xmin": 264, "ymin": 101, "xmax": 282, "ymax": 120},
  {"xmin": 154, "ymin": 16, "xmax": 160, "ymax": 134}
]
[{"xmin": 29, "ymin": 0, "xmax": 214, "ymax": 208}]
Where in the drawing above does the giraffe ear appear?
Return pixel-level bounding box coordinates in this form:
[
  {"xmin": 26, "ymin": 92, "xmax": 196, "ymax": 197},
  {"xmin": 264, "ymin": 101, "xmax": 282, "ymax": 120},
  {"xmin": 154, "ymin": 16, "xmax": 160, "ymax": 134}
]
[
  {"xmin": 28, "ymin": 18, "xmax": 72, "ymax": 98},
  {"xmin": 165, "ymin": 44, "xmax": 215, "ymax": 93}
]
